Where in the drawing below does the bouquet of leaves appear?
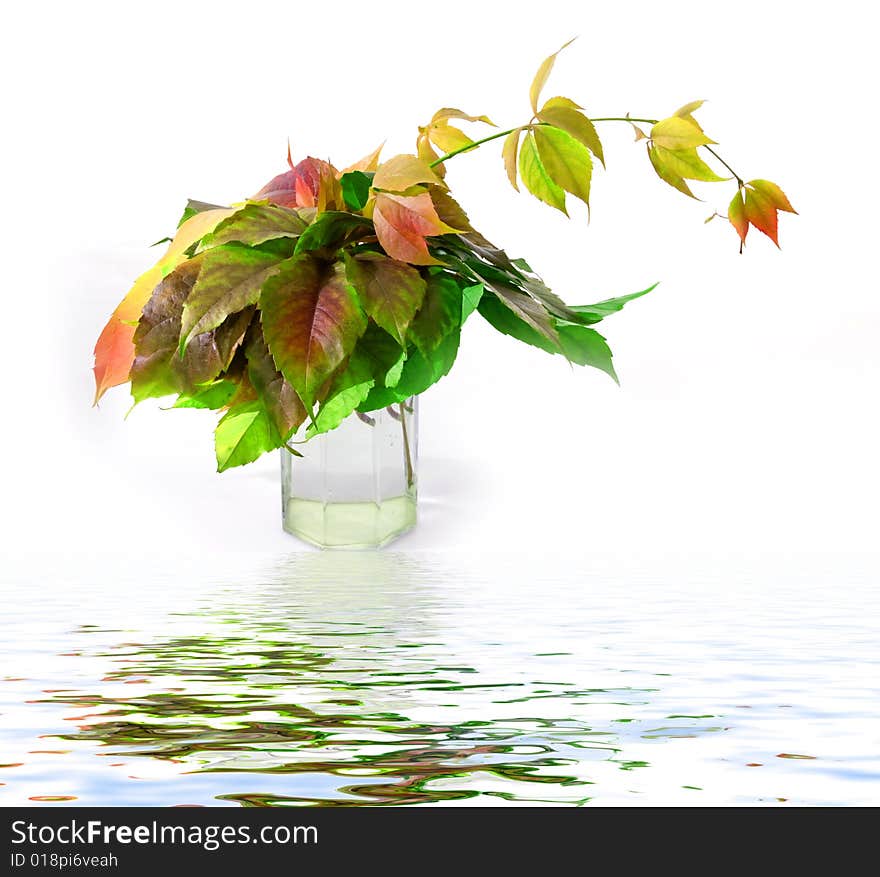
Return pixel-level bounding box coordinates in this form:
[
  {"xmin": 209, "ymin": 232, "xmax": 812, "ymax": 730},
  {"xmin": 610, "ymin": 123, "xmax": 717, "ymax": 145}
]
[{"xmin": 93, "ymin": 41, "xmax": 794, "ymax": 471}]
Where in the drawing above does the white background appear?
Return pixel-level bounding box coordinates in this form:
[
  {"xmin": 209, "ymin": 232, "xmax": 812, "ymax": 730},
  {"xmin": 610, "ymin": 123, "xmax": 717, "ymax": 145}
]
[{"xmin": 2, "ymin": 0, "xmax": 877, "ymax": 558}]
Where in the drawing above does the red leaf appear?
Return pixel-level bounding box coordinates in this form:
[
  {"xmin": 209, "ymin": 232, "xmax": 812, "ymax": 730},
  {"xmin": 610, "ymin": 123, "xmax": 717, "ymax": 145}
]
[{"xmin": 253, "ymin": 156, "xmax": 338, "ymax": 209}]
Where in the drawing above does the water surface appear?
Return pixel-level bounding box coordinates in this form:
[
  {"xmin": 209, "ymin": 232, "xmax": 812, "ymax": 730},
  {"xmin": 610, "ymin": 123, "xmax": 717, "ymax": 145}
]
[{"xmin": 1, "ymin": 552, "xmax": 878, "ymax": 805}]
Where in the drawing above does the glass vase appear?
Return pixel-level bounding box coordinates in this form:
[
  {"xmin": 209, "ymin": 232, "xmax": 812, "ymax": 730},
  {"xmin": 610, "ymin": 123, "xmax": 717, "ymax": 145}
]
[{"xmin": 280, "ymin": 398, "xmax": 418, "ymax": 549}]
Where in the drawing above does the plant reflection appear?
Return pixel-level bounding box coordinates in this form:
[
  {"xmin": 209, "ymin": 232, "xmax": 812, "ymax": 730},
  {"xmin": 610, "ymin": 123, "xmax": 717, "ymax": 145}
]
[{"xmin": 38, "ymin": 552, "xmax": 723, "ymax": 806}]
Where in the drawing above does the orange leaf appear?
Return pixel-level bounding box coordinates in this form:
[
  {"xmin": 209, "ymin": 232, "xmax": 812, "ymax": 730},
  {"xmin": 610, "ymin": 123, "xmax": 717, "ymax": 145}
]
[
  {"xmin": 92, "ymin": 208, "xmax": 234, "ymax": 403},
  {"xmin": 373, "ymin": 192, "xmax": 454, "ymax": 265},
  {"xmin": 728, "ymin": 189, "xmax": 748, "ymax": 248},
  {"xmin": 727, "ymin": 180, "xmax": 796, "ymax": 251},
  {"xmin": 744, "ymin": 187, "xmax": 780, "ymax": 246}
]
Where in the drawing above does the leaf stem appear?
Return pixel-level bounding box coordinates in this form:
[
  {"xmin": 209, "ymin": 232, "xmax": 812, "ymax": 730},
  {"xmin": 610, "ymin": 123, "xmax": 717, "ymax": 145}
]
[
  {"xmin": 704, "ymin": 146, "xmax": 744, "ymax": 187},
  {"xmin": 429, "ymin": 117, "xmax": 662, "ymax": 167},
  {"xmin": 398, "ymin": 402, "xmax": 414, "ymax": 489},
  {"xmin": 429, "ymin": 127, "xmax": 524, "ymax": 167}
]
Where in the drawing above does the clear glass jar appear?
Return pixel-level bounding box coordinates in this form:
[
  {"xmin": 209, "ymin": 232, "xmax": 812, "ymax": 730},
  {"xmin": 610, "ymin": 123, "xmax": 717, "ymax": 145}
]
[{"xmin": 280, "ymin": 398, "xmax": 418, "ymax": 549}]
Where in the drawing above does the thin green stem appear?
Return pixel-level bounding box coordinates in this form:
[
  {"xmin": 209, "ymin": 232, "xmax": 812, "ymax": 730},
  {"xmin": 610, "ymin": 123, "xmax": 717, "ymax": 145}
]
[
  {"xmin": 704, "ymin": 146, "xmax": 744, "ymax": 187},
  {"xmin": 429, "ymin": 117, "xmax": 662, "ymax": 167},
  {"xmin": 429, "ymin": 127, "xmax": 523, "ymax": 167}
]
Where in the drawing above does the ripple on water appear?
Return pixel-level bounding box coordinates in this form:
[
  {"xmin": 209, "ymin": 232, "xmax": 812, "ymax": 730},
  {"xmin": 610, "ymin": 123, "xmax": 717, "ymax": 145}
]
[{"xmin": 1, "ymin": 552, "xmax": 878, "ymax": 806}]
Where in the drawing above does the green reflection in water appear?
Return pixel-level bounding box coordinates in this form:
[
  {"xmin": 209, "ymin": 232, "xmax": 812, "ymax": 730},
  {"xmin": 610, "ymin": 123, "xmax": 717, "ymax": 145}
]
[{"xmin": 38, "ymin": 553, "xmax": 725, "ymax": 806}]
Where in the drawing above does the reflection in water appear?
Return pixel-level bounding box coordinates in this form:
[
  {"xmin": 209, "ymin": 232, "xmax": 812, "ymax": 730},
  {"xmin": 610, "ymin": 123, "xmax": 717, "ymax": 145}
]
[{"xmin": 2, "ymin": 552, "xmax": 877, "ymax": 805}]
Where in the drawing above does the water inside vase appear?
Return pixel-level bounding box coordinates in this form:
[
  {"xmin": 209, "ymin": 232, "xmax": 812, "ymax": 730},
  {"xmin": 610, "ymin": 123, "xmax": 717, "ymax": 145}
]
[{"xmin": 281, "ymin": 399, "xmax": 418, "ymax": 549}]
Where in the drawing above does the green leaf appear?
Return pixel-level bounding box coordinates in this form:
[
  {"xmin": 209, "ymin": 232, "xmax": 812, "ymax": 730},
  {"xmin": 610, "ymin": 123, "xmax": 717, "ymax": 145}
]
[
  {"xmin": 352, "ymin": 322, "xmax": 407, "ymax": 387},
  {"xmin": 567, "ymin": 284, "xmax": 658, "ymax": 324},
  {"xmin": 260, "ymin": 255, "xmax": 368, "ymax": 411},
  {"xmin": 408, "ymin": 272, "xmax": 462, "ymax": 357},
  {"xmin": 179, "ymin": 245, "xmax": 285, "ymax": 354},
  {"xmin": 306, "ymin": 335, "xmax": 389, "ymax": 437},
  {"xmin": 245, "ymin": 324, "xmax": 307, "ymax": 439},
  {"xmin": 534, "ymin": 126, "xmax": 592, "ymax": 209},
  {"xmin": 521, "ymin": 275, "xmax": 584, "ymax": 324},
  {"xmin": 537, "ymin": 103, "xmax": 605, "ymax": 167},
  {"xmin": 293, "ymin": 211, "xmax": 373, "ymax": 256},
  {"xmin": 172, "ymin": 379, "xmax": 237, "ymax": 409},
  {"xmin": 478, "ymin": 290, "xmax": 558, "ymax": 355},
  {"xmin": 557, "ymin": 324, "xmax": 618, "ymax": 382},
  {"xmin": 488, "ymin": 285, "xmax": 562, "ymax": 353},
  {"xmin": 344, "ymin": 251, "xmax": 427, "ymax": 346},
  {"xmin": 385, "ymin": 354, "xmax": 406, "ymax": 388},
  {"xmin": 479, "ymin": 291, "xmax": 618, "ymax": 382},
  {"xmin": 518, "ymin": 132, "xmax": 566, "ymax": 214},
  {"xmin": 358, "ymin": 331, "xmax": 460, "ymax": 411},
  {"xmin": 340, "ymin": 171, "xmax": 373, "ymax": 211},
  {"xmin": 214, "ymin": 400, "xmax": 283, "ymax": 472},
  {"xmin": 202, "ymin": 202, "xmax": 307, "ymax": 248},
  {"xmin": 461, "ymin": 283, "xmax": 484, "ymax": 322},
  {"xmin": 308, "ymin": 379, "xmax": 374, "ymax": 437}
]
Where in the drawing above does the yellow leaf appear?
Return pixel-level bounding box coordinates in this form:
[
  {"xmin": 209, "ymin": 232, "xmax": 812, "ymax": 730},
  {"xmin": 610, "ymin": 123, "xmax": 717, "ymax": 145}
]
[
  {"xmin": 748, "ymin": 179, "xmax": 797, "ymax": 214},
  {"xmin": 650, "ymin": 145, "xmax": 726, "ymax": 182},
  {"xmin": 537, "ymin": 104, "xmax": 605, "ymax": 167},
  {"xmin": 674, "ymin": 100, "xmax": 705, "ymax": 119},
  {"xmin": 372, "ymin": 154, "xmax": 445, "ymax": 193},
  {"xmin": 428, "ymin": 123, "xmax": 474, "ymax": 154},
  {"xmin": 542, "ymin": 96, "xmax": 583, "ymax": 111},
  {"xmin": 647, "ymin": 145, "xmax": 696, "ymax": 199},
  {"xmin": 534, "ymin": 126, "xmax": 592, "ymax": 209},
  {"xmin": 502, "ymin": 127, "xmax": 523, "ymax": 191},
  {"xmin": 416, "ymin": 131, "xmax": 443, "ymax": 175},
  {"xmin": 519, "ymin": 132, "xmax": 567, "ymax": 214},
  {"xmin": 341, "ymin": 143, "xmax": 384, "ymax": 174},
  {"xmin": 430, "ymin": 107, "xmax": 496, "ymax": 126},
  {"xmin": 651, "ymin": 115, "xmax": 715, "ymax": 151},
  {"xmin": 529, "ymin": 38, "xmax": 576, "ymax": 114}
]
